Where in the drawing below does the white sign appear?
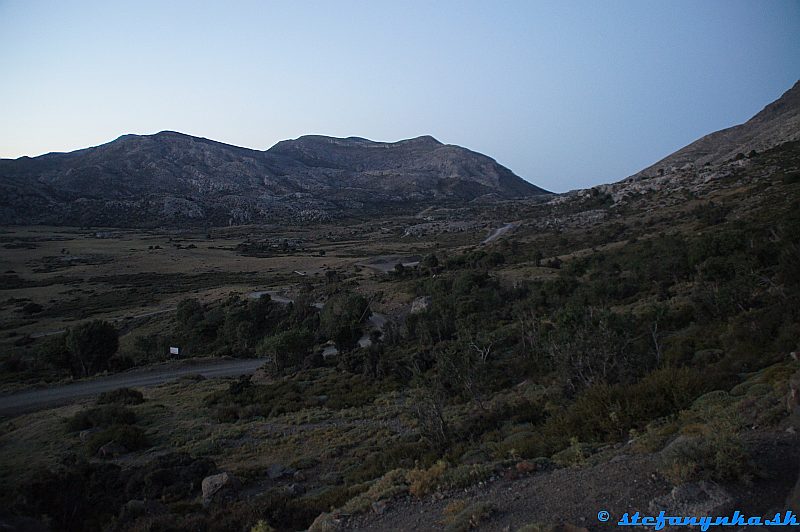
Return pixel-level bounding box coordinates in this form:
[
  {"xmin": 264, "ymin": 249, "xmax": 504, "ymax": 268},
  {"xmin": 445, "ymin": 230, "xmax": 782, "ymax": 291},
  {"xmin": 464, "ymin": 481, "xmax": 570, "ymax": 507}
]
[{"xmin": 169, "ymin": 346, "xmax": 180, "ymax": 355}]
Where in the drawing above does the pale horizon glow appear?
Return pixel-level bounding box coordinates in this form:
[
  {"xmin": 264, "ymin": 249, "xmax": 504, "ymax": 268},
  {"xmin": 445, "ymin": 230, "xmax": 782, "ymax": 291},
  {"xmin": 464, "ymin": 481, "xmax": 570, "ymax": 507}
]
[{"xmin": 1, "ymin": 1, "xmax": 799, "ymax": 192}]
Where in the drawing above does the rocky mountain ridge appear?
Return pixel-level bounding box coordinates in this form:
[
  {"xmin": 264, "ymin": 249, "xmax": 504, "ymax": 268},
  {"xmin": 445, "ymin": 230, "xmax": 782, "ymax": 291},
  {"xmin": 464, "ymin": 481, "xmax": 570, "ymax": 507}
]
[
  {"xmin": 629, "ymin": 80, "xmax": 800, "ymax": 180},
  {"xmin": 0, "ymin": 133, "xmax": 547, "ymax": 227}
]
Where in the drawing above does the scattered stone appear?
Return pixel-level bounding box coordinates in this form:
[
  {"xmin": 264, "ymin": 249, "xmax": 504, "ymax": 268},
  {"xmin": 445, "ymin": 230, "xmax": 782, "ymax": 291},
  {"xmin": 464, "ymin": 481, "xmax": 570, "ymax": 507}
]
[
  {"xmin": 293, "ymin": 470, "xmax": 306, "ymax": 482},
  {"xmin": 321, "ymin": 344, "xmax": 339, "ymax": 359},
  {"xmin": 649, "ymin": 481, "xmax": 735, "ymax": 516},
  {"xmin": 201, "ymin": 471, "xmax": 240, "ymax": 505},
  {"xmin": 371, "ymin": 500, "xmax": 388, "ymax": 514},
  {"xmin": 410, "ymin": 296, "xmax": 432, "ymax": 314}
]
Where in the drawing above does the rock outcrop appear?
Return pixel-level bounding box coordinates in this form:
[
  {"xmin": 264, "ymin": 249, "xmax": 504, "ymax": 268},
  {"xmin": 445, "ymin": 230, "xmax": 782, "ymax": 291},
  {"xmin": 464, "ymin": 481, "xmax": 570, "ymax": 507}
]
[
  {"xmin": 201, "ymin": 471, "xmax": 241, "ymax": 505},
  {"xmin": 629, "ymin": 80, "xmax": 800, "ymax": 180}
]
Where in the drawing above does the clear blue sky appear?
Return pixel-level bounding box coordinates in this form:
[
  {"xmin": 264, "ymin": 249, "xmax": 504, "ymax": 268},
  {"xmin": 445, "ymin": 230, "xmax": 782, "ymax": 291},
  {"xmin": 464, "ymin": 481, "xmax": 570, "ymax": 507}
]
[{"xmin": 1, "ymin": 1, "xmax": 798, "ymax": 192}]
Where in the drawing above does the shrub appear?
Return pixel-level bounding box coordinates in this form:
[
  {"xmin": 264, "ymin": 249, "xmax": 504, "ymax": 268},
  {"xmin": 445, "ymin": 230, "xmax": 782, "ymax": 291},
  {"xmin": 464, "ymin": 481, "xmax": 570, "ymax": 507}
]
[
  {"xmin": 341, "ymin": 469, "xmax": 408, "ymax": 514},
  {"xmin": 407, "ymin": 460, "xmax": 447, "ymax": 497},
  {"xmin": 21, "ymin": 457, "xmax": 124, "ymax": 531},
  {"xmin": 442, "ymin": 501, "xmax": 496, "ymax": 532},
  {"xmin": 659, "ymin": 410, "xmax": 751, "ymax": 484},
  {"xmin": 66, "ymin": 405, "xmax": 137, "ymax": 431},
  {"xmin": 124, "ymin": 452, "xmax": 217, "ymax": 502},
  {"xmin": 64, "ymin": 320, "xmax": 119, "ymax": 377},
  {"xmin": 439, "ymin": 463, "xmax": 494, "ymax": 490},
  {"xmin": 86, "ymin": 424, "xmax": 150, "ymax": 455},
  {"xmin": 551, "ymin": 437, "xmax": 588, "ymax": 467},
  {"xmin": 96, "ymin": 387, "xmax": 144, "ymax": 405},
  {"xmin": 22, "ymin": 302, "xmax": 43, "ymax": 314}
]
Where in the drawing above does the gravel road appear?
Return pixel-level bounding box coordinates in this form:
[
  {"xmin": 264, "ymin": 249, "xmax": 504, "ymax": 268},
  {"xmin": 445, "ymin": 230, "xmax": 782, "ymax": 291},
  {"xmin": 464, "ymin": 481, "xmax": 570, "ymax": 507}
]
[
  {"xmin": 482, "ymin": 222, "xmax": 518, "ymax": 244},
  {"xmin": 0, "ymin": 358, "xmax": 264, "ymax": 417}
]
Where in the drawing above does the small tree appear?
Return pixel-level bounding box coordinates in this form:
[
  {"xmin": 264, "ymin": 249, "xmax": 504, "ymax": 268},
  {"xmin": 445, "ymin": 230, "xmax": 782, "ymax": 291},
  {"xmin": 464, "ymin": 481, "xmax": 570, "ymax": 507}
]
[
  {"xmin": 319, "ymin": 293, "xmax": 369, "ymax": 350},
  {"xmin": 257, "ymin": 329, "xmax": 313, "ymax": 374},
  {"xmin": 65, "ymin": 320, "xmax": 119, "ymax": 377}
]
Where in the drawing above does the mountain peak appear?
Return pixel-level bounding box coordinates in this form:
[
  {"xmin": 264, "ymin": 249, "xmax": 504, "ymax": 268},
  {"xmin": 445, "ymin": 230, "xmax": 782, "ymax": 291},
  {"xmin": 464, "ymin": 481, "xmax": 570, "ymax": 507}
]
[{"xmin": 0, "ymin": 131, "xmax": 547, "ymax": 227}]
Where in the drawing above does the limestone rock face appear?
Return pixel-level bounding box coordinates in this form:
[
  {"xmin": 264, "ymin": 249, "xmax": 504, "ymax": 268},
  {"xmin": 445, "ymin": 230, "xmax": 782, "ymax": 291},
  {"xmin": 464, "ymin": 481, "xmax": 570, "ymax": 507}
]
[
  {"xmin": 629, "ymin": 80, "xmax": 800, "ymax": 181},
  {"xmin": 201, "ymin": 471, "xmax": 240, "ymax": 505},
  {"xmin": 0, "ymin": 132, "xmax": 547, "ymax": 227}
]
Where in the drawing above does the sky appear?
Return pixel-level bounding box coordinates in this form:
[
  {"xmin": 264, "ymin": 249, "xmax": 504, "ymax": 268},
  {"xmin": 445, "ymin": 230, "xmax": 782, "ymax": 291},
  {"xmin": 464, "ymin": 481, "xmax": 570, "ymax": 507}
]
[{"xmin": 1, "ymin": 1, "xmax": 799, "ymax": 192}]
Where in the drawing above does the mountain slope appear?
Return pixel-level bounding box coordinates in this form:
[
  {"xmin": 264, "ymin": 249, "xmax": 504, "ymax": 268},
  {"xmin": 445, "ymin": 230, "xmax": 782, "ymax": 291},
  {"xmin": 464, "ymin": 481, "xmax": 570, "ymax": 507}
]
[
  {"xmin": 629, "ymin": 80, "xmax": 800, "ymax": 180},
  {"xmin": 0, "ymin": 133, "xmax": 547, "ymax": 227}
]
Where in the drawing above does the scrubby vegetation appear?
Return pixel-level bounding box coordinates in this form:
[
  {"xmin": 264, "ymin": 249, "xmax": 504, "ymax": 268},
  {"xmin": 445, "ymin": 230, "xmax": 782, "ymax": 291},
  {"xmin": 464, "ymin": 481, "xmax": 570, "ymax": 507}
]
[{"xmin": 1, "ymin": 143, "xmax": 799, "ymax": 530}]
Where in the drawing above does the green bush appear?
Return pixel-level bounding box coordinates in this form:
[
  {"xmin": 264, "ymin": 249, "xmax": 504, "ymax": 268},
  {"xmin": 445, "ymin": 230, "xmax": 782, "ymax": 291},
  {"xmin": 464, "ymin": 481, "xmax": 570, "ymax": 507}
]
[
  {"xmin": 442, "ymin": 501, "xmax": 496, "ymax": 532},
  {"xmin": 96, "ymin": 387, "xmax": 144, "ymax": 405},
  {"xmin": 66, "ymin": 405, "xmax": 137, "ymax": 431},
  {"xmin": 659, "ymin": 421, "xmax": 750, "ymax": 483},
  {"xmin": 64, "ymin": 320, "xmax": 120, "ymax": 377},
  {"xmin": 86, "ymin": 424, "xmax": 151, "ymax": 454}
]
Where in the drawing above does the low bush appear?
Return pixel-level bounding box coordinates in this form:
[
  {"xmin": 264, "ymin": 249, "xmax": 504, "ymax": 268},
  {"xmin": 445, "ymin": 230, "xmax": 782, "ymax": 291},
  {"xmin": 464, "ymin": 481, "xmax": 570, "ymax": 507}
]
[
  {"xmin": 442, "ymin": 501, "xmax": 496, "ymax": 532},
  {"xmin": 205, "ymin": 369, "xmax": 386, "ymax": 420},
  {"xmin": 659, "ymin": 398, "xmax": 752, "ymax": 484},
  {"xmin": 66, "ymin": 405, "xmax": 137, "ymax": 431},
  {"xmin": 86, "ymin": 424, "xmax": 150, "ymax": 455},
  {"xmin": 407, "ymin": 460, "xmax": 447, "ymax": 497},
  {"xmin": 341, "ymin": 469, "xmax": 408, "ymax": 514},
  {"xmin": 96, "ymin": 387, "xmax": 144, "ymax": 405}
]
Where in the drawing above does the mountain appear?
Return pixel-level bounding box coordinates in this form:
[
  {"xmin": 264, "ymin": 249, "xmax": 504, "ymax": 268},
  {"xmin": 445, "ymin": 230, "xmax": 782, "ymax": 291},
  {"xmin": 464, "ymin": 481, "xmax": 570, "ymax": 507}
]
[
  {"xmin": 629, "ymin": 80, "xmax": 800, "ymax": 180},
  {"xmin": 0, "ymin": 133, "xmax": 547, "ymax": 227}
]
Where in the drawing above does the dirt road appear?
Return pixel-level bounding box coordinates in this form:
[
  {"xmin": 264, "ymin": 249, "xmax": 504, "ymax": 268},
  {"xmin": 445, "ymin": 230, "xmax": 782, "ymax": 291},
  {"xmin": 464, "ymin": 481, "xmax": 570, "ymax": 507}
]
[
  {"xmin": 482, "ymin": 222, "xmax": 518, "ymax": 244},
  {"xmin": 0, "ymin": 358, "xmax": 264, "ymax": 417}
]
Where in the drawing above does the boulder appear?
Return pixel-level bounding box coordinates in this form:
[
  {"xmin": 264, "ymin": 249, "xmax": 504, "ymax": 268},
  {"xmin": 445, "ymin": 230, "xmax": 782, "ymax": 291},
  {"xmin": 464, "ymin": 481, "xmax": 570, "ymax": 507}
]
[
  {"xmin": 649, "ymin": 481, "xmax": 735, "ymax": 516},
  {"xmin": 308, "ymin": 512, "xmax": 345, "ymax": 532},
  {"xmin": 410, "ymin": 296, "xmax": 432, "ymax": 314},
  {"xmin": 201, "ymin": 471, "xmax": 240, "ymax": 505}
]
